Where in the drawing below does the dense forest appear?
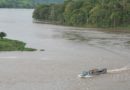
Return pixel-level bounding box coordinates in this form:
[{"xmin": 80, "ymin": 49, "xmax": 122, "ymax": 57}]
[
  {"xmin": 33, "ymin": 0, "xmax": 130, "ymax": 28},
  {"xmin": 0, "ymin": 0, "xmax": 64, "ymax": 8}
]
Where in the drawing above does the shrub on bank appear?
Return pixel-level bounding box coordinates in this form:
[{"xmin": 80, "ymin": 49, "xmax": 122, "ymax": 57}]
[{"xmin": 0, "ymin": 38, "xmax": 36, "ymax": 51}]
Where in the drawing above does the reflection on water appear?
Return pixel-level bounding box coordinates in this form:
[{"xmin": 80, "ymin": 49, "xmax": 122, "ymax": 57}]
[
  {"xmin": 62, "ymin": 31, "xmax": 90, "ymax": 41},
  {"xmin": 55, "ymin": 29, "xmax": 130, "ymax": 51}
]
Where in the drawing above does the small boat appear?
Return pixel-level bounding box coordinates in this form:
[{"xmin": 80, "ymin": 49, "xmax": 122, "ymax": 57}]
[{"xmin": 78, "ymin": 68, "xmax": 107, "ymax": 78}]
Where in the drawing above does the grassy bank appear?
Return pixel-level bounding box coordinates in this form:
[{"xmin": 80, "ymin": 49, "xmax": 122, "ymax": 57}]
[{"xmin": 0, "ymin": 38, "xmax": 36, "ymax": 51}]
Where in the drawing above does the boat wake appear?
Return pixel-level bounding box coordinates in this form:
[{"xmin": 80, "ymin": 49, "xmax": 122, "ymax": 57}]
[
  {"xmin": 108, "ymin": 66, "xmax": 130, "ymax": 73},
  {"xmin": 78, "ymin": 65, "xmax": 130, "ymax": 78},
  {"xmin": 78, "ymin": 74, "xmax": 92, "ymax": 78}
]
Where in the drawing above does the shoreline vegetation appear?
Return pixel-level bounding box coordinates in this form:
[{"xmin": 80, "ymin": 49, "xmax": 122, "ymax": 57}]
[
  {"xmin": 33, "ymin": 19, "xmax": 130, "ymax": 33},
  {"xmin": 0, "ymin": 0, "xmax": 34, "ymax": 8},
  {"xmin": 33, "ymin": 0, "xmax": 130, "ymax": 32},
  {"xmin": 0, "ymin": 38, "xmax": 36, "ymax": 51},
  {"xmin": 0, "ymin": 0, "xmax": 64, "ymax": 8}
]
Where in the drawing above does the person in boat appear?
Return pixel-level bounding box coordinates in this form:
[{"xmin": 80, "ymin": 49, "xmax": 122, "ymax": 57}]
[{"xmin": 79, "ymin": 68, "xmax": 107, "ymax": 78}]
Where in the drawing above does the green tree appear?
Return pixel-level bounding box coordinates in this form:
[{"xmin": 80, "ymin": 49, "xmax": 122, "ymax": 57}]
[
  {"xmin": 33, "ymin": 0, "xmax": 130, "ymax": 28},
  {"xmin": 33, "ymin": 4, "xmax": 50, "ymax": 20},
  {"xmin": 49, "ymin": 4, "xmax": 64, "ymax": 22},
  {"xmin": 70, "ymin": 9, "xmax": 86, "ymax": 26},
  {"xmin": 0, "ymin": 32, "xmax": 7, "ymax": 39}
]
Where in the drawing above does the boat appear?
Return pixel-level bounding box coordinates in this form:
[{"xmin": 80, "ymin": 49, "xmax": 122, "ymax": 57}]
[{"xmin": 78, "ymin": 68, "xmax": 107, "ymax": 78}]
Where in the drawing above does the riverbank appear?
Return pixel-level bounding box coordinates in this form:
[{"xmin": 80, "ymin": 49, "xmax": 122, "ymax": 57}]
[
  {"xmin": 33, "ymin": 20, "xmax": 130, "ymax": 33},
  {"xmin": 0, "ymin": 38, "xmax": 36, "ymax": 51}
]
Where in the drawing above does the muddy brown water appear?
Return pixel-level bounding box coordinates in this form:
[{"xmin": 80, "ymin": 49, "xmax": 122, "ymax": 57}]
[{"xmin": 0, "ymin": 9, "xmax": 130, "ymax": 90}]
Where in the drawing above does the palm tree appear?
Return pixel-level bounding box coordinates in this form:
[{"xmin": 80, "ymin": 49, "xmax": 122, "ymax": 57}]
[{"xmin": 0, "ymin": 32, "xmax": 7, "ymax": 39}]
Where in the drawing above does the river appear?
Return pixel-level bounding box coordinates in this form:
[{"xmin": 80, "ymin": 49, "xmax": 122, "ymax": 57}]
[{"xmin": 0, "ymin": 9, "xmax": 130, "ymax": 90}]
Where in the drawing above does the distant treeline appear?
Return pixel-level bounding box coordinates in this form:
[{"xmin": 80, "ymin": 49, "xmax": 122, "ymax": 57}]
[
  {"xmin": 33, "ymin": 0, "xmax": 64, "ymax": 4},
  {"xmin": 0, "ymin": 0, "xmax": 34, "ymax": 8},
  {"xmin": 0, "ymin": 0, "xmax": 64, "ymax": 8},
  {"xmin": 33, "ymin": 0, "xmax": 130, "ymax": 28}
]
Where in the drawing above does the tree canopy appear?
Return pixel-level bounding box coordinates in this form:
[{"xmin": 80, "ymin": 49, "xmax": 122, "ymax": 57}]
[
  {"xmin": 0, "ymin": 32, "xmax": 7, "ymax": 39},
  {"xmin": 33, "ymin": 0, "xmax": 130, "ymax": 28}
]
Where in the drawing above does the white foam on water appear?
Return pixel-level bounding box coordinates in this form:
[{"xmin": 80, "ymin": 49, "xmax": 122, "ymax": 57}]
[
  {"xmin": 108, "ymin": 66, "xmax": 130, "ymax": 73},
  {"xmin": 84, "ymin": 75, "xmax": 93, "ymax": 78},
  {"xmin": 78, "ymin": 74, "xmax": 93, "ymax": 78}
]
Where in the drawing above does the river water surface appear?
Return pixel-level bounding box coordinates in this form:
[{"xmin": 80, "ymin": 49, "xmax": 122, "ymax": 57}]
[{"xmin": 0, "ymin": 9, "xmax": 130, "ymax": 90}]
